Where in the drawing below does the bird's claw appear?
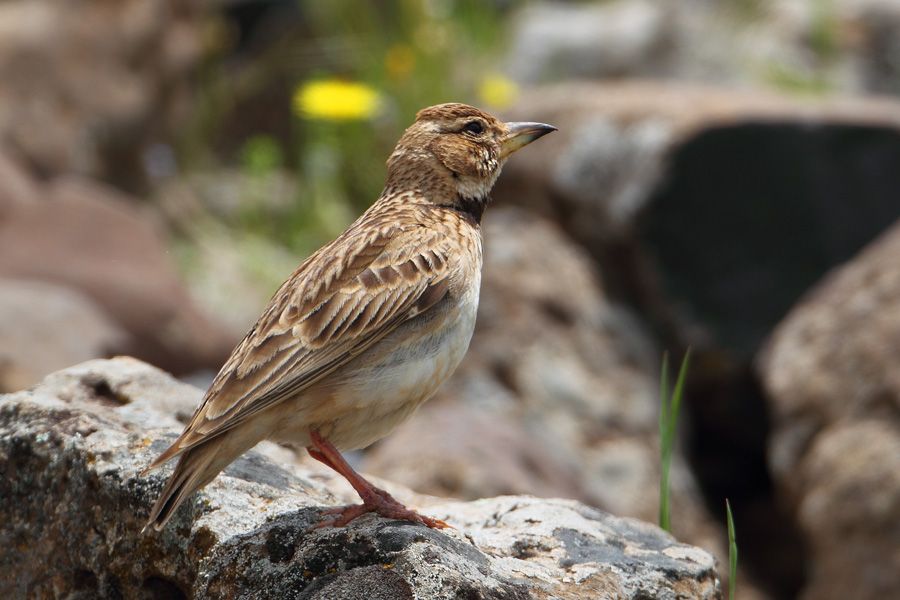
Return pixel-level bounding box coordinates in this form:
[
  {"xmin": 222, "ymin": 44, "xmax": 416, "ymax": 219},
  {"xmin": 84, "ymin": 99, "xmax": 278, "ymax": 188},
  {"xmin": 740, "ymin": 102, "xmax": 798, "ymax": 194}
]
[{"xmin": 313, "ymin": 496, "xmax": 451, "ymax": 530}]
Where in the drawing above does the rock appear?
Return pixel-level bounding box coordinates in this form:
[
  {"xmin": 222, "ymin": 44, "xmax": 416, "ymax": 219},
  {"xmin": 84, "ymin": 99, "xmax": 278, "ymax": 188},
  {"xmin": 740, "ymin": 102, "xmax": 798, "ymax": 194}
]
[
  {"xmin": 0, "ymin": 0, "xmax": 205, "ymax": 192},
  {"xmin": 0, "ymin": 149, "xmax": 39, "ymax": 217},
  {"xmin": 747, "ymin": 0, "xmax": 900, "ymax": 95},
  {"xmin": 0, "ymin": 279, "xmax": 126, "ymax": 392},
  {"xmin": 0, "ymin": 176, "xmax": 236, "ymax": 380},
  {"xmin": 846, "ymin": 0, "xmax": 900, "ymax": 94},
  {"xmin": 493, "ymin": 81, "xmax": 900, "ymax": 596},
  {"xmin": 793, "ymin": 421, "xmax": 900, "ymax": 600},
  {"xmin": 0, "ymin": 357, "xmax": 721, "ymax": 599},
  {"xmin": 502, "ymin": 0, "xmax": 900, "ymax": 96},
  {"xmin": 364, "ymin": 402, "xmax": 587, "ymax": 502},
  {"xmin": 760, "ymin": 219, "xmax": 900, "ymax": 479},
  {"xmin": 761, "ymin": 218, "xmax": 900, "ymax": 481},
  {"xmin": 363, "ymin": 208, "xmax": 726, "ymax": 566},
  {"xmin": 505, "ymin": 1, "xmax": 671, "ymax": 84},
  {"xmin": 498, "ymin": 81, "xmax": 900, "ymax": 254},
  {"xmin": 759, "ymin": 220, "xmax": 900, "ymax": 599}
]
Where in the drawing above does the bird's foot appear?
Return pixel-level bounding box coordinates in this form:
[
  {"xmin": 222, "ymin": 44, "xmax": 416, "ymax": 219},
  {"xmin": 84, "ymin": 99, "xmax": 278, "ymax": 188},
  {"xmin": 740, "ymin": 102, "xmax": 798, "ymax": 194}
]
[
  {"xmin": 315, "ymin": 491, "xmax": 449, "ymax": 529},
  {"xmin": 306, "ymin": 431, "xmax": 448, "ymax": 529}
]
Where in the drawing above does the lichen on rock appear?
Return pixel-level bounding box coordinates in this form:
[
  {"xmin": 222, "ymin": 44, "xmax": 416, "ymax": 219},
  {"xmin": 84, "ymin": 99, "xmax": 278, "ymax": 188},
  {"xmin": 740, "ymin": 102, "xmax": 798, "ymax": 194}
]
[{"xmin": 0, "ymin": 358, "xmax": 721, "ymax": 598}]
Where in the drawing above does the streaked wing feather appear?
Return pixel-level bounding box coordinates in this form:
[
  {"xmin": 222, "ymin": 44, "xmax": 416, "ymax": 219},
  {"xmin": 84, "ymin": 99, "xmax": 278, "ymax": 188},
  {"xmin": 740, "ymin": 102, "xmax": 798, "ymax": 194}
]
[{"xmin": 152, "ymin": 222, "xmax": 452, "ymax": 463}]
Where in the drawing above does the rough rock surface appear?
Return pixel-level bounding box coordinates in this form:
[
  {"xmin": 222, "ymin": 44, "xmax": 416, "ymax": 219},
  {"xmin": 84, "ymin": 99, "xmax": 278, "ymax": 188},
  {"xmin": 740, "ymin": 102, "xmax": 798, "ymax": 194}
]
[
  {"xmin": 0, "ymin": 358, "xmax": 721, "ymax": 599},
  {"xmin": 0, "ymin": 176, "xmax": 236, "ymax": 380},
  {"xmin": 759, "ymin": 220, "xmax": 900, "ymax": 600}
]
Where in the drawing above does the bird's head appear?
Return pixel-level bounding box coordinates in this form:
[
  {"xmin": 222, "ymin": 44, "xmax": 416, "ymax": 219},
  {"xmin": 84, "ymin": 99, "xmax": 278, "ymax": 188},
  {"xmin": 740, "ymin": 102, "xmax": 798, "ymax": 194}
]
[{"xmin": 385, "ymin": 103, "xmax": 556, "ymax": 219}]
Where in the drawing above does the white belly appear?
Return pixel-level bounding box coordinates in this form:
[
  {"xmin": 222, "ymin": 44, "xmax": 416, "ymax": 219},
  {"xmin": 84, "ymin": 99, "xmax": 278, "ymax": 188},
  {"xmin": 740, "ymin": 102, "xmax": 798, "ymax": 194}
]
[{"xmin": 322, "ymin": 282, "xmax": 480, "ymax": 449}]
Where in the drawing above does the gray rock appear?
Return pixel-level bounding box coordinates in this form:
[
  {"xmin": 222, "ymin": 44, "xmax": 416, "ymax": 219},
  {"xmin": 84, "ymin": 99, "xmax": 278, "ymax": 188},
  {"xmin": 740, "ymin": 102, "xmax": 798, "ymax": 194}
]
[
  {"xmin": 505, "ymin": 1, "xmax": 671, "ymax": 84},
  {"xmin": 0, "ymin": 279, "xmax": 126, "ymax": 392},
  {"xmin": 0, "ymin": 357, "xmax": 721, "ymax": 599},
  {"xmin": 496, "ymin": 82, "xmax": 900, "ymax": 597},
  {"xmin": 502, "ymin": 0, "xmax": 900, "ymax": 96},
  {"xmin": 759, "ymin": 220, "xmax": 900, "ymax": 600},
  {"xmin": 495, "ymin": 81, "xmax": 900, "ymax": 369},
  {"xmin": 0, "ymin": 176, "xmax": 237, "ymax": 380},
  {"xmin": 498, "ymin": 81, "xmax": 900, "ymax": 246},
  {"xmin": 0, "ymin": 149, "xmax": 39, "ymax": 216}
]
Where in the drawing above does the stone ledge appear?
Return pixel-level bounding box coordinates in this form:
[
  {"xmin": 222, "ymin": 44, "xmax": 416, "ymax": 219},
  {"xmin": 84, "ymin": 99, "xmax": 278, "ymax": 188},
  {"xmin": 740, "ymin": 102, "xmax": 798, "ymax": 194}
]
[{"xmin": 0, "ymin": 357, "xmax": 720, "ymax": 599}]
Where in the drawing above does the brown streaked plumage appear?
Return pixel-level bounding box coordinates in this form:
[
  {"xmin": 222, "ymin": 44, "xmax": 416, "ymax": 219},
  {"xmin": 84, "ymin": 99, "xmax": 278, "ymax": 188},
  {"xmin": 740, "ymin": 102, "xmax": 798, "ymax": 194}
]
[{"xmin": 144, "ymin": 103, "xmax": 555, "ymax": 531}]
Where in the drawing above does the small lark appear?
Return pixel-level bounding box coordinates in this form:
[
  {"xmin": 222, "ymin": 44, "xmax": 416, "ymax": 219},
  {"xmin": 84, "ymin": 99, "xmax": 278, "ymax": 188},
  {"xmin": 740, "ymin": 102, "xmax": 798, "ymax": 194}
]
[{"xmin": 144, "ymin": 103, "xmax": 555, "ymax": 531}]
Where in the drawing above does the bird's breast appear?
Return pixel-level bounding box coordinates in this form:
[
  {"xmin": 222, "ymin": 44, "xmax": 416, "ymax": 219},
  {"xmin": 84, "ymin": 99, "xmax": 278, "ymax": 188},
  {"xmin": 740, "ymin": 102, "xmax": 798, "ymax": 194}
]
[
  {"xmin": 286, "ymin": 233, "xmax": 483, "ymax": 450},
  {"xmin": 355, "ymin": 272, "xmax": 479, "ymax": 403}
]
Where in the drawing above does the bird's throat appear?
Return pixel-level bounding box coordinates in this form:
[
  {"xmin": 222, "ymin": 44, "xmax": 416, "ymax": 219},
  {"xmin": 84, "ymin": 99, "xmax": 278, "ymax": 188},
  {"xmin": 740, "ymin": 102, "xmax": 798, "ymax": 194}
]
[{"xmin": 451, "ymin": 193, "xmax": 488, "ymax": 225}]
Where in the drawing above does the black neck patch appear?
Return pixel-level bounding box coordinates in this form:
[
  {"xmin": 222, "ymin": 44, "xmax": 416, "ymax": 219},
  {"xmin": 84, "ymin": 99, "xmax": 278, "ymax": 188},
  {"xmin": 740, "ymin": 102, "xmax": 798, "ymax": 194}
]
[{"xmin": 451, "ymin": 194, "xmax": 487, "ymax": 224}]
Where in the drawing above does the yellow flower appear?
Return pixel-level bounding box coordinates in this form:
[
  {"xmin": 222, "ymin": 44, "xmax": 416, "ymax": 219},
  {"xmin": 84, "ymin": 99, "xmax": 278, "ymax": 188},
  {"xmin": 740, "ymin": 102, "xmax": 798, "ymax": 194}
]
[
  {"xmin": 293, "ymin": 80, "xmax": 381, "ymax": 121},
  {"xmin": 479, "ymin": 74, "xmax": 519, "ymax": 110},
  {"xmin": 385, "ymin": 44, "xmax": 415, "ymax": 81}
]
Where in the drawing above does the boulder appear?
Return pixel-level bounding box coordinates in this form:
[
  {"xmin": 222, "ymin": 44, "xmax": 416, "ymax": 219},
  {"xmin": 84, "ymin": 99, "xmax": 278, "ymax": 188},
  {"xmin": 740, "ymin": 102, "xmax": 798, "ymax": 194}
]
[
  {"xmin": 505, "ymin": 1, "xmax": 671, "ymax": 84},
  {"xmin": 0, "ymin": 0, "xmax": 205, "ymax": 192},
  {"xmin": 744, "ymin": 0, "xmax": 900, "ymax": 95},
  {"xmin": 492, "ymin": 85, "xmax": 900, "ymax": 594},
  {"xmin": 0, "ymin": 357, "xmax": 721, "ymax": 599},
  {"xmin": 503, "ymin": 0, "xmax": 900, "ymax": 96},
  {"xmin": 759, "ymin": 220, "xmax": 900, "ymax": 600},
  {"xmin": 0, "ymin": 176, "xmax": 236, "ymax": 381},
  {"xmin": 0, "ymin": 279, "xmax": 125, "ymax": 392},
  {"xmin": 496, "ymin": 82, "xmax": 900, "ymax": 357},
  {"xmin": 0, "ymin": 149, "xmax": 39, "ymax": 216}
]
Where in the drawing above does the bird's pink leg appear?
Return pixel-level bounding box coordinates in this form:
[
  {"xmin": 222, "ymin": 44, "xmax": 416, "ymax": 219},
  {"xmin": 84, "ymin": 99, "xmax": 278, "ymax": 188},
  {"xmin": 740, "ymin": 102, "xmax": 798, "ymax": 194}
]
[{"xmin": 306, "ymin": 430, "xmax": 448, "ymax": 529}]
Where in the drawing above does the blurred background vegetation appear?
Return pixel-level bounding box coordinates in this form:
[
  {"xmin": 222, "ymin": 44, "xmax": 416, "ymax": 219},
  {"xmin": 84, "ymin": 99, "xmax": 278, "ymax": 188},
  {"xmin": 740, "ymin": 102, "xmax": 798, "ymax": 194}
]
[{"xmin": 163, "ymin": 0, "xmax": 521, "ymax": 327}]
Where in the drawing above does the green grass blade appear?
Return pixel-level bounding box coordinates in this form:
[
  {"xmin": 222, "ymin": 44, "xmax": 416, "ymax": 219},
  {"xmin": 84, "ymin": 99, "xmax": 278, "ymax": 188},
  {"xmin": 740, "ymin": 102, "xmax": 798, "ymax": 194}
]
[
  {"xmin": 658, "ymin": 352, "xmax": 671, "ymax": 530},
  {"xmin": 659, "ymin": 352, "xmax": 670, "ymax": 441},
  {"xmin": 658, "ymin": 350, "xmax": 690, "ymax": 532},
  {"xmin": 667, "ymin": 349, "xmax": 691, "ymax": 450},
  {"xmin": 726, "ymin": 498, "xmax": 738, "ymax": 600}
]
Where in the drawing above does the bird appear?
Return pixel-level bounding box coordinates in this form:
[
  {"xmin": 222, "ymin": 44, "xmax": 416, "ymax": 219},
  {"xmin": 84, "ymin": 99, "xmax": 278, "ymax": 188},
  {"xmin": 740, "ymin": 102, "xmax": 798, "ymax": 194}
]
[{"xmin": 143, "ymin": 102, "xmax": 556, "ymax": 532}]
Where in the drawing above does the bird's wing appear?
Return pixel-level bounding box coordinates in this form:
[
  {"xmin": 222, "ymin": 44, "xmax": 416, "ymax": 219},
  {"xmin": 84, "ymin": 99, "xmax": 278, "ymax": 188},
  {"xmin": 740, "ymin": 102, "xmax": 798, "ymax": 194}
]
[{"xmin": 148, "ymin": 219, "xmax": 453, "ymax": 467}]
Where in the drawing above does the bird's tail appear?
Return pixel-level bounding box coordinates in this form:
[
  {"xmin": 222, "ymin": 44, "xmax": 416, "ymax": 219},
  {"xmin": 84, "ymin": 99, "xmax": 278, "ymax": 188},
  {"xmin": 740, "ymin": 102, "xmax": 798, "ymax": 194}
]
[{"xmin": 142, "ymin": 440, "xmax": 224, "ymax": 533}]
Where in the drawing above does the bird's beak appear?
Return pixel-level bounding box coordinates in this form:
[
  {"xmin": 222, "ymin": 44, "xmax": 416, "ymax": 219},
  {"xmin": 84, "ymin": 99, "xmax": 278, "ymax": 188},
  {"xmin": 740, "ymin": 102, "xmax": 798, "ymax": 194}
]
[{"xmin": 500, "ymin": 122, "xmax": 557, "ymax": 158}]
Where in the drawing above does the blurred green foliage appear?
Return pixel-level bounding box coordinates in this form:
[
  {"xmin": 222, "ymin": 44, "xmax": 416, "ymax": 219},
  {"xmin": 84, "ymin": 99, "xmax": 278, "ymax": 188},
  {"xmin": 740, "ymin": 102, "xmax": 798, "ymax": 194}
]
[
  {"xmin": 762, "ymin": 62, "xmax": 833, "ymax": 96},
  {"xmin": 761, "ymin": 0, "xmax": 839, "ymax": 96},
  {"xmin": 176, "ymin": 0, "xmax": 515, "ymax": 261},
  {"xmin": 726, "ymin": 499, "xmax": 738, "ymax": 600},
  {"xmin": 241, "ymin": 135, "xmax": 283, "ymax": 177},
  {"xmin": 809, "ymin": 0, "xmax": 839, "ymax": 63}
]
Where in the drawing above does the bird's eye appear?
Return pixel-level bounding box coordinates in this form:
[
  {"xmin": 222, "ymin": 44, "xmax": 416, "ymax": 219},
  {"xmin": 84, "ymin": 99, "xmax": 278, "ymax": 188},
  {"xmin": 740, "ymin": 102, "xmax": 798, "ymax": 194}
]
[{"xmin": 462, "ymin": 120, "xmax": 484, "ymax": 135}]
